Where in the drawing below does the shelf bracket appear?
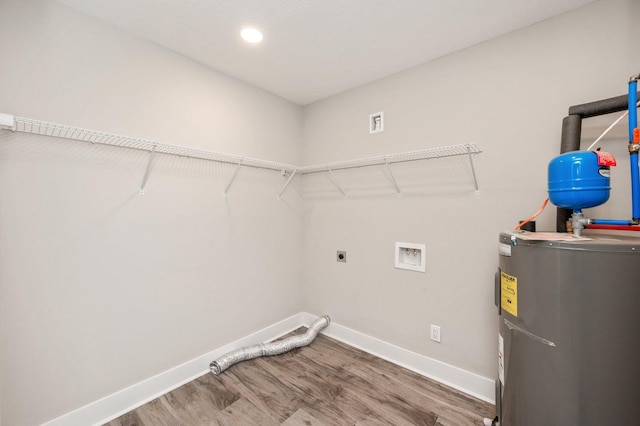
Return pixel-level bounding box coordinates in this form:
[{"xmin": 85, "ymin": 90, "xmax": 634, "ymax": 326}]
[
  {"xmin": 224, "ymin": 157, "xmax": 244, "ymax": 198},
  {"xmin": 465, "ymin": 144, "xmax": 480, "ymax": 195},
  {"xmin": 383, "ymin": 157, "xmax": 402, "ymax": 195},
  {"xmin": 139, "ymin": 143, "xmax": 157, "ymax": 195},
  {"xmin": 277, "ymin": 169, "xmax": 298, "ymax": 200},
  {"xmin": 327, "ymin": 166, "xmax": 347, "ymax": 198},
  {"xmin": 0, "ymin": 113, "xmax": 16, "ymax": 132}
]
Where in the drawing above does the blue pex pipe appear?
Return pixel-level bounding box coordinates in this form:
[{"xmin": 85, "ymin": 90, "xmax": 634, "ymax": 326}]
[
  {"xmin": 591, "ymin": 219, "xmax": 634, "ymax": 226},
  {"xmin": 630, "ymin": 79, "xmax": 640, "ymax": 220},
  {"xmin": 631, "ymin": 152, "xmax": 640, "ymax": 220},
  {"xmin": 630, "ymin": 80, "xmax": 638, "ymax": 140}
]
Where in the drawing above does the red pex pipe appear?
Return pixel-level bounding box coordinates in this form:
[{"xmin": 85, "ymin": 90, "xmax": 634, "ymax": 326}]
[{"xmin": 586, "ymin": 224, "xmax": 640, "ymax": 231}]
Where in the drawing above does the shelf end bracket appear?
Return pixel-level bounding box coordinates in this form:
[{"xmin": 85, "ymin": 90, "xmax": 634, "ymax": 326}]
[
  {"xmin": 465, "ymin": 145, "xmax": 480, "ymax": 195},
  {"xmin": 327, "ymin": 166, "xmax": 347, "ymax": 198},
  {"xmin": 224, "ymin": 157, "xmax": 245, "ymax": 198},
  {"xmin": 277, "ymin": 168, "xmax": 298, "ymax": 200},
  {"xmin": 383, "ymin": 157, "xmax": 402, "ymax": 195},
  {"xmin": 0, "ymin": 113, "xmax": 16, "ymax": 132},
  {"xmin": 139, "ymin": 143, "xmax": 157, "ymax": 195}
]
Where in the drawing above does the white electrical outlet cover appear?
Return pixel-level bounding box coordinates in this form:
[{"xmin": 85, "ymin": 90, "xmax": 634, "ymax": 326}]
[{"xmin": 431, "ymin": 325, "xmax": 441, "ymax": 343}]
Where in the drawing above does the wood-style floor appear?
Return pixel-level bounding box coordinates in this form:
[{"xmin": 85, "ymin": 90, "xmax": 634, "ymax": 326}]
[{"xmin": 105, "ymin": 329, "xmax": 494, "ymax": 425}]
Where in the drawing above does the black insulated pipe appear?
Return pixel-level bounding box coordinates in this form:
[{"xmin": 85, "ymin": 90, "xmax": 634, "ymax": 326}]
[
  {"xmin": 555, "ymin": 91, "xmax": 640, "ymax": 232},
  {"xmin": 560, "ymin": 114, "xmax": 582, "ymax": 154},
  {"xmin": 557, "ymin": 114, "xmax": 583, "ymax": 231},
  {"xmin": 567, "ymin": 93, "xmax": 634, "ymax": 118}
]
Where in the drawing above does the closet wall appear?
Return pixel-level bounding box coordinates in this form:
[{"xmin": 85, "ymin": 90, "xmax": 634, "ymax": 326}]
[
  {"xmin": 1, "ymin": 0, "xmax": 639, "ymax": 424},
  {"xmin": 301, "ymin": 0, "xmax": 640, "ymax": 380},
  {"xmin": 0, "ymin": 1, "xmax": 303, "ymax": 425}
]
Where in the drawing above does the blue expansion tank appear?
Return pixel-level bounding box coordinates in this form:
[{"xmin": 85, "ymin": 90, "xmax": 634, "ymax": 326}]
[{"xmin": 548, "ymin": 150, "xmax": 616, "ymax": 212}]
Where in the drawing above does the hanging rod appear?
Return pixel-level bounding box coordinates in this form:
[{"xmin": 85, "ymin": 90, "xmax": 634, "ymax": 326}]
[
  {"xmin": 299, "ymin": 143, "xmax": 481, "ymax": 174},
  {"xmin": 0, "ymin": 114, "xmax": 298, "ymax": 174}
]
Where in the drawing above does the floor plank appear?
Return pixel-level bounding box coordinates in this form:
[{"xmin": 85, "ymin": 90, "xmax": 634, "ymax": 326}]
[
  {"xmin": 216, "ymin": 397, "xmax": 278, "ymax": 426},
  {"xmin": 104, "ymin": 331, "xmax": 494, "ymax": 425},
  {"xmin": 297, "ymin": 337, "xmax": 485, "ymax": 425},
  {"xmin": 281, "ymin": 408, "xmax": 327, "ymax": 426}
]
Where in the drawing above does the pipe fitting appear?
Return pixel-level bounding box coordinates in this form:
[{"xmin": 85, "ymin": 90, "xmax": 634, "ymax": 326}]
[{"xmin": 570, "ymin": 212, "xmax": 591, "ymax": 236}]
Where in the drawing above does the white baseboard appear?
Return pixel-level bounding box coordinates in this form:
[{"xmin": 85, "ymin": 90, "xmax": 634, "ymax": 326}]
[
  {"xmin": 300, "ymin": 312, "xmax": 495, "ymax": 404},
  {"xmin": 42, "ymin": 313, "xmax": 309, "ymax": 426},
  {"xmin": 43, "ymin": 312, "xmax": 494, "ymax": 426}
]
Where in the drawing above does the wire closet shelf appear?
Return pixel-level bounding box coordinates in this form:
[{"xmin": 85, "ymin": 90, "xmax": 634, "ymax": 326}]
[
  {"xmin": 300, "ymin": 144, "xmax": 481, "ymax": 174},
  {"xmin": 0, "ymin": 113, "xmax": 481, "ymax": 197},
  {"xmin": 7, "ymin": 115, "xmax": 298, "ymax": 172}
]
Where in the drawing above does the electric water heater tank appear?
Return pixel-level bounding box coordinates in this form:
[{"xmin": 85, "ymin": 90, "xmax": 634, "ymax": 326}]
[
  {"xmin": 548, "ymin": 150, "xmax": 616, "ymax": 211},
  {"xmin": 496, "ymin": 232, "xmax": 640, "ymax": 425}
]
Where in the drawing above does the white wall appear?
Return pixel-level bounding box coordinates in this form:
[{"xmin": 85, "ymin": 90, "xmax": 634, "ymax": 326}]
[
  {"xmin": 2, "ymin": 0, "xmax": 639, "ymax": 424},
  {"xmin": 301, "ymin": 0, "xmax": 639, "ymax": 380},
  {"xmin": 0, "ymin": 1, "xmax": 303, "ymax": 425}
]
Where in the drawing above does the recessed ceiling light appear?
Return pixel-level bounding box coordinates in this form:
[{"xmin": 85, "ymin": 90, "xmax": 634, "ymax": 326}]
[{"xmin": 241, "ymin": 27, "xmax": 263, "ymax": 44}]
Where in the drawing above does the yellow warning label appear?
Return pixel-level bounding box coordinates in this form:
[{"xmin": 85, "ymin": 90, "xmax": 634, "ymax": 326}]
[{"xmin": 501, "ymin": 272, "xmax": 518, "ymax": 317}]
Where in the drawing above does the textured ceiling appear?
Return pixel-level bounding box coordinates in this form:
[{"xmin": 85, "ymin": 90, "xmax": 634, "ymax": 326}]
[{"xmin": 56, "ymin": 0, "xmax": 595, "ymax": 105}]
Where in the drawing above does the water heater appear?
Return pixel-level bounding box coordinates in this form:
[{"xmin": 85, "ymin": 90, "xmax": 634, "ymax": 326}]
[
  {"xmin": 493, "ymin": 76, "xmax": 640, "ymax": 426},
  {"xmin": 495, "ymin": 232, "xmax": 640, "ymax": 425}
]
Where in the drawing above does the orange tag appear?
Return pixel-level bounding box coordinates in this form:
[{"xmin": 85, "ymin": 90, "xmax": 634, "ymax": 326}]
[
  {"xmin": 634, "ymin": 128, "xmax": 640, "ymax": 143},
  {"xmin": 594, "ymin": 150, "xmax": 616, "ymax": 166}
]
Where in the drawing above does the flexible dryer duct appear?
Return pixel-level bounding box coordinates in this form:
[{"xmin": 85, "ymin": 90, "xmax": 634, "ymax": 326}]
[{"xmin": 210, "ymin": 315, "xmax": 330, "ymax": 375}]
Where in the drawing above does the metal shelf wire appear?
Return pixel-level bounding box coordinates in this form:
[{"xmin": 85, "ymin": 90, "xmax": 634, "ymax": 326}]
[
  {"xmin": 0, "ymin": 113, "xmax": 482, "ymax": 197},
  {"xmin": 6, "ymin": 115, "xmax": 298, "ymax": 172},
  {"xmin": 295, "ymin": 143, "xmax": 482, "ymax": 197},
  {"xmin": 299, "ymin": 143, "xmax": 481, "ymax": 174},
  {"xmin": 1, "ymin": 114, "xmax": 298, "ymax": 196}
]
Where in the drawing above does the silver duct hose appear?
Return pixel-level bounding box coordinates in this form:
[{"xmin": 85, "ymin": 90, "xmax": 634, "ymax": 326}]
[{"xmin": 210, "ymin": 315, "xmax": 330, "ymax": 375}]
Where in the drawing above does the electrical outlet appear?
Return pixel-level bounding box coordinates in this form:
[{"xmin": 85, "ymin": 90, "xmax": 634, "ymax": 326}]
[{"xmin": 430, "ymin": 325, "xmax": 441, "ymax": 343}]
